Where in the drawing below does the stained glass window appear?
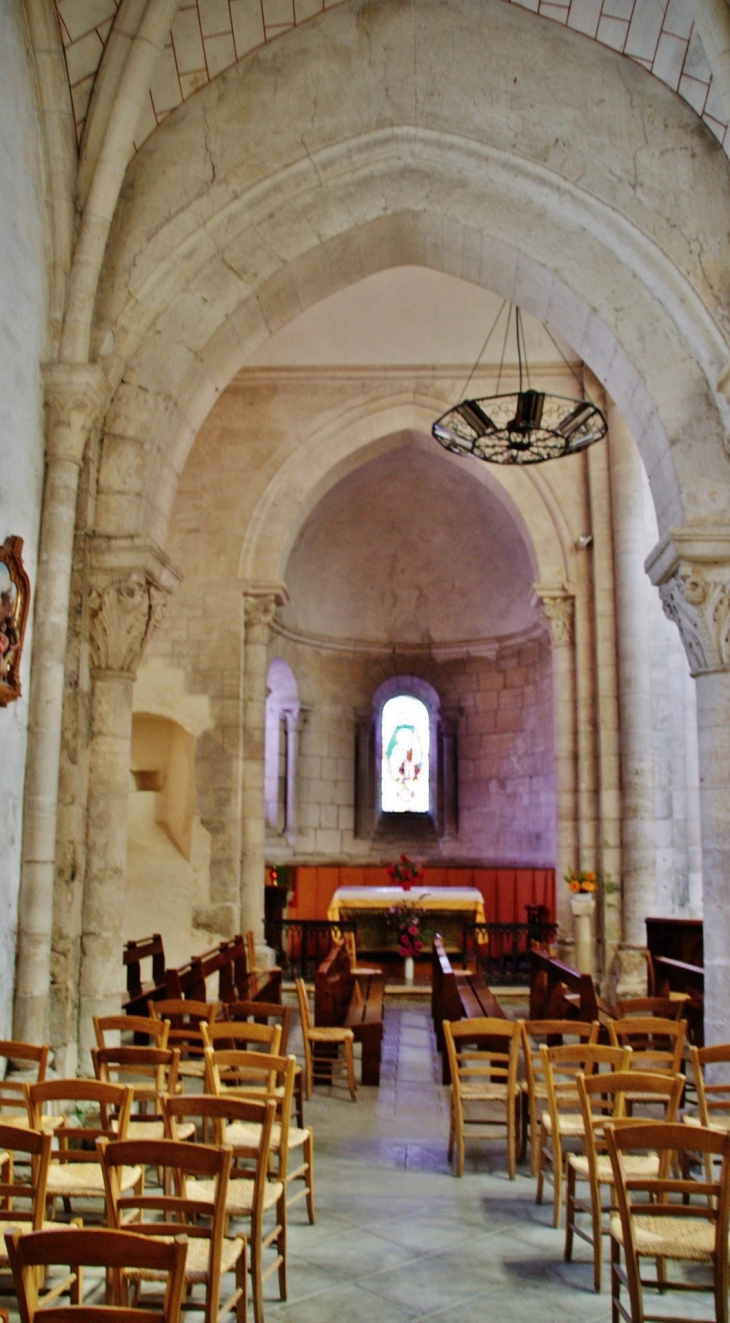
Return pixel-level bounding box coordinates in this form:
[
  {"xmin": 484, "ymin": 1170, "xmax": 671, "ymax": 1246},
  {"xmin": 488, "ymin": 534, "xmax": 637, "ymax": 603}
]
[{"xmin": 381, "ymin": 694, "xmax": 430, "ymax": 813}]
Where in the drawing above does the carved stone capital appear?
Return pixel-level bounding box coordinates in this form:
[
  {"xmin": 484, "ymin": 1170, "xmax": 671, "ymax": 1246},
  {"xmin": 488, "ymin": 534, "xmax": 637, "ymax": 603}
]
[
  {"xmin": 243, "ymin": 582, "xmax": 289, "ymax": 644},
  {"xmin": 88, "ymin": 538, "xmax": 181, "ymax": 677},
  {"xmin": 646, "ymin": 527, "xmax": 730, "ymax": 677},
  {"xmin": 43, "ymin": 362, "xmax": 109, "ymax": 466},
  {"xmin": 533, "ymin": 584, "xmax": 575, "ymax": 647}
]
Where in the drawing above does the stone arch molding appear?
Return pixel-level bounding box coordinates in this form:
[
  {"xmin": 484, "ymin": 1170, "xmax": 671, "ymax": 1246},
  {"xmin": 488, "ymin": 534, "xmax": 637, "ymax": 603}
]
[
  {"xmin": 238, "ymin": 416, "xmax": 569, "ymax": 598},
  {"xmin": 95, "ymin": 0, "xmax": 730, "ymax": 555}
]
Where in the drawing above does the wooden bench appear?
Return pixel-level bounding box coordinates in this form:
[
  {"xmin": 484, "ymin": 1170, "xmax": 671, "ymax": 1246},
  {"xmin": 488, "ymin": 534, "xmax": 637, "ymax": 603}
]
[
  {"xmin": 646, "ymin": 916, "xmax": 704, "ymax": 1044},
  {"xmin": 528, "ymin": 949, "xmax": 613, "ymax": 1024},
  {"xmin": 165, "ymin": 936, "xmax": 282, "ymax": 1005},
  {"xmin": 314, "ymin": 941, "xmax": 385, "ymax": 1086},
  {"xmin": 432, "ymin": 935, "xmax": 507, "ymax": 1084},
  {"xmin": 123, "ymin": 934, "xmax": 167, "ymax": 1014}
]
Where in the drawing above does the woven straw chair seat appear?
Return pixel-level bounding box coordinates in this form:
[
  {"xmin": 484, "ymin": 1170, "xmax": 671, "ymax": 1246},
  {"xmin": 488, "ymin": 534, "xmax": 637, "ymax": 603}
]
[
  {"xmin": 0, "ymin": 1113, "xmax": 65, "ymax": 1133},
  {"xmin": 0, "ymin": 1220, "xmax": 62, "ymax": 1264},
  {"xmin": 307, "ymin": 1027, "xmax": 354, "ymax": 1043},
  {"xmin": 568, "ymin": 1153, "xmax": 660, "ymax": 1182},
  {"xmin": 460, "ymin": 1083, "xmax": 510, "ymax": 1102},
  {"xmin": 223, "ymin": 1121, "xmax": 309, "ymax": 1151},
  {"xmin": 126, "ymin": 1235, "xmax": 245, "ymax": 1283},
  {"xmin": 185, "ymin": 1176, "xmax": 282, "ymax": 1217},
  {"xmin": 519, "ymin": 1081, "xmax": 547, "ymax": 1097},
  {"xmin": 610, "ymin": 1212, "xmax": 717, "ymax": 1261},
  {"xmin": 177, "ymin": 1062, "xmax": 206, "ymax": 1078},
  {"xmin": 684, "ymin": 1114, "xmax": 730, "ymax": 1133},
  {"xmin": 541, "ymin": 1111, "xmax": 585, "ymax": 1136},
  {"xmin": 110, "ymin": 1119, "xmax": 195, "ymax": 1141},
  {"xmin": 46, "ymin": 1161, "xmax": 141, "ymax": 1197}
]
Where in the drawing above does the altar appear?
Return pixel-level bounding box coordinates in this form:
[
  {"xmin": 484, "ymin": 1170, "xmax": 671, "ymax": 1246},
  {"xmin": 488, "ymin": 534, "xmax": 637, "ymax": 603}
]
[{"xmin": 327, "ymin": 885, "xmax": 486, "ymax": 953}]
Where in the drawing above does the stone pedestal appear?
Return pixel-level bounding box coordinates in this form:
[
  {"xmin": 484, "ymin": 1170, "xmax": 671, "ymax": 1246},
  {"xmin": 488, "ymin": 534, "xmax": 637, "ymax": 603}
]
[{"xmin": 570, "ymin": 893, "xmax": 596, "ymax": 975}]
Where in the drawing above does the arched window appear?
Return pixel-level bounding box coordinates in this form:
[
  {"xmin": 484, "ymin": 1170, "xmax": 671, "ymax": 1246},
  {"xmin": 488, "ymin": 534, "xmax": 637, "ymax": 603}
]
[{"xmin": 380, "ymin": 694, "xmax": 430, "ymax": 814}]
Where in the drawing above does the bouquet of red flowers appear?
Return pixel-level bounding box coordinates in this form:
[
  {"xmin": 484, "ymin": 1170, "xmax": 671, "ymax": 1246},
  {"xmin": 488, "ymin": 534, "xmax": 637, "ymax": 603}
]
[
  {"xmin": 386, "ymin": 902, "xmax": 425, "ymax": 957},
  {"xmin": 387, "ymin": 853, "xmax": 424, "ymax": 888}
]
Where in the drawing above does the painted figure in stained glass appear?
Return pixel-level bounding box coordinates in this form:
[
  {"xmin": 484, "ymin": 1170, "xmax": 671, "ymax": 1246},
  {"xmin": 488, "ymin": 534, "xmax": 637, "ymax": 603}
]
[{"xmin": 381, "ymin": 695, "xmax": 430, "ymax": 813}]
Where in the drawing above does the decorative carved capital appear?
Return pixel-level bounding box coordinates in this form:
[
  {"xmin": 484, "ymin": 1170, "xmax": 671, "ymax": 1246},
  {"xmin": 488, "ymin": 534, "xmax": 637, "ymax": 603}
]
[
  {"xmin": 243, "ymin": 583, "xmax": 288, "ymax": 644},
  {"xmin": 646, "ymin": 527, "xmax": 730, "ymax": 677},
  {"xmin": 89, "ymin": 576, "xmax": 166, "ymax": 676},
  {"xmin": 533, "ymin": 585, "xmax": 575, "ymax": 647},
  {"xmin": 43, "ymin": 362, "xmax": 109, "ymax": 466},
  {"xmin": 88, "ymin": 538, "xmax": 181, "ymax": 678}
]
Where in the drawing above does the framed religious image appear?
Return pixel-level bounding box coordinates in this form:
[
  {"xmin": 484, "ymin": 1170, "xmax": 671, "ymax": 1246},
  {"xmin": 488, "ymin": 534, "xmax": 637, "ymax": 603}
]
[{"xmin": 0, "ymin": 537, "xmax": 31, "ymax": 707}]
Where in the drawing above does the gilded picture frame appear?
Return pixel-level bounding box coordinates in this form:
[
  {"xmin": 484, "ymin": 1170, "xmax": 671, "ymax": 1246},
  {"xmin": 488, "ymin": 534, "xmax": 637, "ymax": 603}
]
[{"xmin": 0, "ymin": 537, "xmax": 31, "ymax": 707}]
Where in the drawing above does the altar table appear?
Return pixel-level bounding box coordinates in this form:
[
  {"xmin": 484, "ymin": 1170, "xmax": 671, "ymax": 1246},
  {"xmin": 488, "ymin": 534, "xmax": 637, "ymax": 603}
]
[{"xmin": 327, "ymin": 885, "xmax": 486, "ymax": 925}]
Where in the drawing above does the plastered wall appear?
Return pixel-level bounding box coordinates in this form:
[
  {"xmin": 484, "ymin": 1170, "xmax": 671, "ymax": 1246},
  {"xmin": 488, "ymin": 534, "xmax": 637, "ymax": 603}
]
[{"xmin": 0, "ymin": 2, "xmax": 47, "ymax": 1036}]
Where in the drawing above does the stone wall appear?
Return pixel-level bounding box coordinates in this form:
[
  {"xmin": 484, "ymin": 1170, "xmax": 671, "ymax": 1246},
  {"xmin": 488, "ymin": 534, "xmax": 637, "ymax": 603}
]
[
  {"xmin": 266, "ymin": 631, "xmax": 555, "ymax": 866},
  {"xmin": 0, "ymin": 3, "xmax": 47, "ymax": 1036}
]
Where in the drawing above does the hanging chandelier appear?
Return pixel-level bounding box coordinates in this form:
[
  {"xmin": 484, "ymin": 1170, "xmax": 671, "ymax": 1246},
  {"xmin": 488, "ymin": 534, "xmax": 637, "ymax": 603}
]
[{"xmin": 432, "ymin": 304, "xmax": 607, "ymax": 465}]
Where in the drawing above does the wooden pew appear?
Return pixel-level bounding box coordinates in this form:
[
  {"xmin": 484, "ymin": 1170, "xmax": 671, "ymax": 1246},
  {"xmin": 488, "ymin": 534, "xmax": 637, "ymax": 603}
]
[
  {"xmin": 164, "ymin": 936, "xmax": 282, "ymax": 1005},
  {"xmin": 315, "ymin": 941, "xmax": 385, "ymax": 1085},
  {"xmin": 123, "ymin": 934, "xmax": 167, "ymax": 1014},
  {"xmin": 432, "ymin": 935, "xmax": 507, "ymax": 1084},
  {"xmin": 646, "ymin": 916, "xmax": 704, "ymax": 1045},
  {"xmin": 528, "ymin": 949, "xmax": 609, "ymax": 1024}
]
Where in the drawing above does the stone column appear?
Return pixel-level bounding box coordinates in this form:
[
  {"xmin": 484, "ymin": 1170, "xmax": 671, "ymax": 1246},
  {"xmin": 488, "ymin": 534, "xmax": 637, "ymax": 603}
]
[
  {"xmin": 647, "ymin": 529, "xmax": 730, "ymax": 1045},
  {"xmin": 608, "ymin": 405, "xmax": 657, "ymax": 993},
  {"xmin": 282, "ymin": 703, "xmax": 302, "ymax": 846},
  {"xmin": 14, "ymin": 363, "xmax": 108, "ymax": 1044},
  {"xmin": 241, "ymin": 586, "xmax": 287, "ymax": 939},
  {"xmin": 534, "ymin": 586, "xmax": 578, "ymax": 949},
  {"xmin": 77, "ymin": 541, "xmax": 179, "ymax": 1069}
]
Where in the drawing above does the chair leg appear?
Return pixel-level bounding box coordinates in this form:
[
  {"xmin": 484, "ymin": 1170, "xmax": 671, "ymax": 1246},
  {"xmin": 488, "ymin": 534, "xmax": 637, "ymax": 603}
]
[
  {"xmin": 530, "ymin": 1097, "xmax": 540, "ymax": 1178},
  {"xmin": 235, "ymin": 1244, "xmax": 247, "ymax": 1323},
  {"xmin": 344, "ymin": 1039, "xmax": 357, "ymax": 1101},
  {"xmin": 304, "ymin": 1130, "xmax": 315, "ymax": 1224},
  {"xmin": 552, "ymin": 1142, "xmax": 563, "ymax": 1229},
  {"xmin": 507, "ymin": 1095, "xmax": 516, "ymax": 1181},
  {"xmin": 564, "ymin": 1160, "xmax": 575, "ymax": 1262},
  {"xmin": 610, "ymin": 1233, "xmax": 620, "ymax": 1323},
  {"xmin": 304, "ymin": 1040, "xmax": 313, "ymax": 1101},
  {"xmin": 295, "ymin": 1070, "xmax": 304, "ymax": 1129},
  {"xmin": 535, "ymin": 1120, "xmax": 546, "ymax": 1204},
  {"xmin": 447, "ymin": 1102, "xmax": 455, "ymax": 1164},
  {"xmin": 277, "ymin": 1194, "xmax": 287, "ymax": 1301},
  {"xmin": 250, "ymin": 1218, "xmax": 264, "ymax": 1323}
]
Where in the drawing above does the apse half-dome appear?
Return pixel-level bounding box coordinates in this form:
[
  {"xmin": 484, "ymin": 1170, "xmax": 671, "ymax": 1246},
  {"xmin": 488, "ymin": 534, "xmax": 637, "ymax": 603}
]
[{"xmin": 281, "ymin": 438, "xmax": 538, "ymax": 647}]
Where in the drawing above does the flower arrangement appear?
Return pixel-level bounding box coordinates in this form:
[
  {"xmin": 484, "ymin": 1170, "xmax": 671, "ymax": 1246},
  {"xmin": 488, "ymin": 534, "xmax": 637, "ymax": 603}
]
[
  {"xmin": 564, "ymin": 867, "xmax": 598, "ymax": 894},
  {"xmin": 387, "ymin": 903, "xmax": 425, "ymax": 958},
  {"xmin": 387, "ymin": 853, "xmax": 424, "ymax": 889}
]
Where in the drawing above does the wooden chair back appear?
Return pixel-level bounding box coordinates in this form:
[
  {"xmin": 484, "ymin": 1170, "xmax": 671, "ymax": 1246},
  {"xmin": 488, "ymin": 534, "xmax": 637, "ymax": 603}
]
[
  {"xmin": 0, "ymin": 1040, "xmax": 49, "ymax": 1121},
  {"xmin": 162, "ymin": 1090, "xmax": 277, "ymax": 1192},
  {"xmin": 616, "ymin": 997, "xmax": 688, "ymax": 1021},
  {"xmin": 91, "ymin": 1046, "xmax": 180, "ymax": 1110},
  {"xmin": 200, "ymin": 1021, "xmax": 282, "ymax": 1055},
  {"xmin": 607, "ymin": 1016, "xmax": 686, "ymax": 1075},
  {"xmin": 148, "ymin": 999, "xmax": 218, "ymax": 1068},
  {"xmin": 577, "ymin": 1068, "xmax": 684, "ymax": 1151},
  {"xmin": 28, "ymin": 1080, "xmax": 134, "ymax": 1160},
  {"xmin": 691, "ymin": 1042, "xmax": 730, "ymax": 1129},
  {"xmin": 6, "ymin": 1226, "xmax": 188, "ymax": 1323},
  {"xmin": 204, "ymin": 1047, "xmax": 281, "ymax": 1097},
  {"xmin": 0, "ymin": 1122, "xmax": 52, "ymax": 1235},
  {"xmin": 222, "ymin": 1002, "xmax": 291, "ymax": 1054},
  {"xmin": 93, "ymin": 1015, "xmax": 169, "ymax": 1050},
  {"xmin": 444, "ymin": 1018, "xmax": 521, "ymax": 1099},
  {"xmin": 245, "ymin": 932, "xmax": 258, "ymax": 974},
  {"xmin": 295, "ymin": 978, "xmax": 313, "ymax": 1034},
  {"xmin": 540, "ymin": 1043, "xmax": 631, "ymax": 1131},
  {"xmin": 521, "ymin": 1019, "xmax": 599, "ymax": 1101},
  {"xmin": 605, "ymin": 1121, "xmax": 730, "ymax": 1323},
  {"xmin": 99, "ymin": 1137, "xmax": 234, "ymax": 1323}
]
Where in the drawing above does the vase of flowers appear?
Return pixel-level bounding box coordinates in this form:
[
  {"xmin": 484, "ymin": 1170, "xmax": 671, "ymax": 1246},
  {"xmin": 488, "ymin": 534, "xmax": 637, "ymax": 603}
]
[
  {"xmin": 565, "ymin": 868, "xmax": 597, "ymax": 974},
  {"xmin": 387, "ymin": 853, "xmax": 424, "ymax": 893},
  {"xmin": 387, "ymin": 902, "xmax": 425, "ymax": 982}
]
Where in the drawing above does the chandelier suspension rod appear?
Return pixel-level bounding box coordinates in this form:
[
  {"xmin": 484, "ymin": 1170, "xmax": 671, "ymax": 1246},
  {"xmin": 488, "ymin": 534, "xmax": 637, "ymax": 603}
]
[{"xmin": 458, "ymin": 298, "xmax": 508, "ymax": 403}]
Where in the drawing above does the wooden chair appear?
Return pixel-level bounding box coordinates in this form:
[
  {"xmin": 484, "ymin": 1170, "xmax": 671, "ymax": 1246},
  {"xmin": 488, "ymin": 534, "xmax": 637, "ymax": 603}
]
[
  {"xmin": 616, "ymin": 997, "xmax": 688, "ymax": 1021},
  {"xmin": 160, "ymin": 1096, "xmax": 278, "ymax": 1323},
  {"xmin": 537, "ymin": 1042, "xmax": 631, "ymax": 1227},
  {"xmin": 0, "ymin": 1041, "xmax": 61, "ymax": 1134},
  {"xmin": 606, "ymin": 1121, "xmax": 730, "ymax": 1323},
  {"xmin": 149, "ymin": 1001, "xmax": 219, "ymax": 1083},
  {"xmin": 6, "ymin": 1226, "xmax": 189, "ymax": 1323},
  {"xmin": 99, "ymin": 1137, "xmax": 246, "ymax": 1323},
  {"xmin": 520, "ymin": 1020, "xmax": 599, "ymax": 1175},
  {"xmin": 608, "ymin": 1017, "xmax": 686, "ymax": 1107},
  {"xmin": 93, "ymin": 1015, "xmax": 170, "ymax": 1052},
  {"xmin": 201, "ymin": 1022, "xmax": 282, "ymax": 1056},
  {"xmin": 295, "ymin": 979, "xmax": 356, "ymax": 1102},
  {"xmin": 687, "ymin": 1042, "xmax": 730, "ymax": 1133},
  {"xmin": 27, "ymin": 1079, "xmax": 140, "ymax": 1217},
  {"xmin": 565, "ymin": 1069, "xmax": 684, "ymax": 1292},
  {"xmin": 443, "ymin": 1018, "xmax": 521, "ymax": 1179},
  {"xmin": 205, "ymin": 1049, "xmax": 314, "ymax": 1225},
  {"xmin": 222, "ymin": 1003, "xmax": 303, "ymax": 1129},
  {"xmin": 0, "ymin": 1122, "xmax": 57, "ymax": 1284},
  {"xmin": 92, "ymin": 1047, "xmax": 194, "ymax": 1141},
  {"xmin": 343, "ymin": 931, "xmax": 382, "ymax": 978}
]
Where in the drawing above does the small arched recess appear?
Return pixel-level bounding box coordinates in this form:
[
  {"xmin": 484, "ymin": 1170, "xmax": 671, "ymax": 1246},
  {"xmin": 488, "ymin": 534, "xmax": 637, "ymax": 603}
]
[
  {"xmin": 355, "ymin": 676, "xmax": 458, "ymax": 844},
  {"xmin": 265, "ymin": 659, "xmax": 301, "ymax": 841}
]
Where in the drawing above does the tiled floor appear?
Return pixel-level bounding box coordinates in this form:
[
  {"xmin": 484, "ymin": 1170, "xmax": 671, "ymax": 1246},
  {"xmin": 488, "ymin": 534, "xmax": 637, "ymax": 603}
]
[{"xmin": 270, "ymin": 999, "xmax": 613, "ymax": 1323}]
